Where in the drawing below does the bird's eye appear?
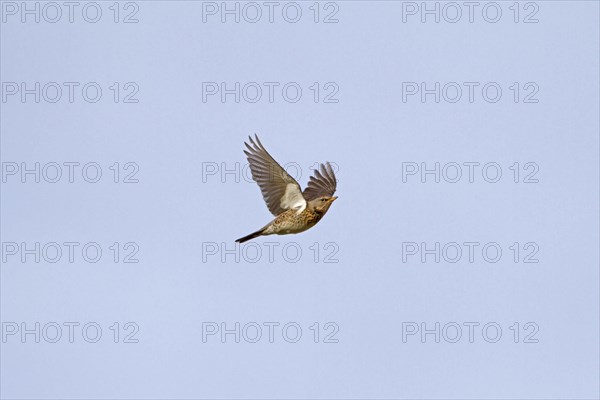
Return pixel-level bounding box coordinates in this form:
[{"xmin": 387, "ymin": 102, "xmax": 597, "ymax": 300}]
[{"xmin": 321, "ymin": 198, "xmax": 327, "ymax": 202}]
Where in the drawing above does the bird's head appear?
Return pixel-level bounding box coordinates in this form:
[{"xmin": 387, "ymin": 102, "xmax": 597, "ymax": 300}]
[{"xmin": 309, "ymin": 196, "xmax": 338, "ymax": 213}]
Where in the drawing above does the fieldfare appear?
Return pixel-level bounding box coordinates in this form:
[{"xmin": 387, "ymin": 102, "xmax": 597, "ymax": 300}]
[{"xmin": 236, "ymin": 135, "xmax": 338, "ymax": 243}]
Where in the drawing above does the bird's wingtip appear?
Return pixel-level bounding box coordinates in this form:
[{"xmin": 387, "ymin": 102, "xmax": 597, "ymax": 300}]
[{"xmin": 253, "ymin": 134, "xmax": 263, "ymax": 148}]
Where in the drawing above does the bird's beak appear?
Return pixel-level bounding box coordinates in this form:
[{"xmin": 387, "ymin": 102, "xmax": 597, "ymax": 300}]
[{"xmin": 330, "ymin": 196, "xmax": 338, "ymax": 202}]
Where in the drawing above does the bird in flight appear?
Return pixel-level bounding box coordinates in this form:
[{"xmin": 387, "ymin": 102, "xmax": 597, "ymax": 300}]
[{"xmin": 236, "ymin": 135, "xmax": 338, "ymax": 243}]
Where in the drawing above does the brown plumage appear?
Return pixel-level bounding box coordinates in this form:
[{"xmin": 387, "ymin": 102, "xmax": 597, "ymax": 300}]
[{"xmin": 236, "ymin": 135, "xmax": 338, "ymax": 243}]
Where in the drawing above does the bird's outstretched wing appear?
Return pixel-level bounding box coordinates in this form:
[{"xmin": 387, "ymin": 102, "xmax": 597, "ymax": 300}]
[
  {"xmin": 303, "ymin": 162, "xmax": 337, "ymax": 200},
  {"xmin": 244, "ymin": 135, "xmax": 307, "ymax": 216}
]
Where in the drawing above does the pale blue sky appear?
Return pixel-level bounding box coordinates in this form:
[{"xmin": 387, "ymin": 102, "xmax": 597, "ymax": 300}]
[{"xmin": 1, "ymin": 1, "xmax": 599, "ymax": 399}]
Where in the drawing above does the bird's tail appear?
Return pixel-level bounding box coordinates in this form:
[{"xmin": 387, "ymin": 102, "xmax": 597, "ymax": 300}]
[{"xmin": 235, "ymin": 229, "xmax": 264, "ymax": 243}]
